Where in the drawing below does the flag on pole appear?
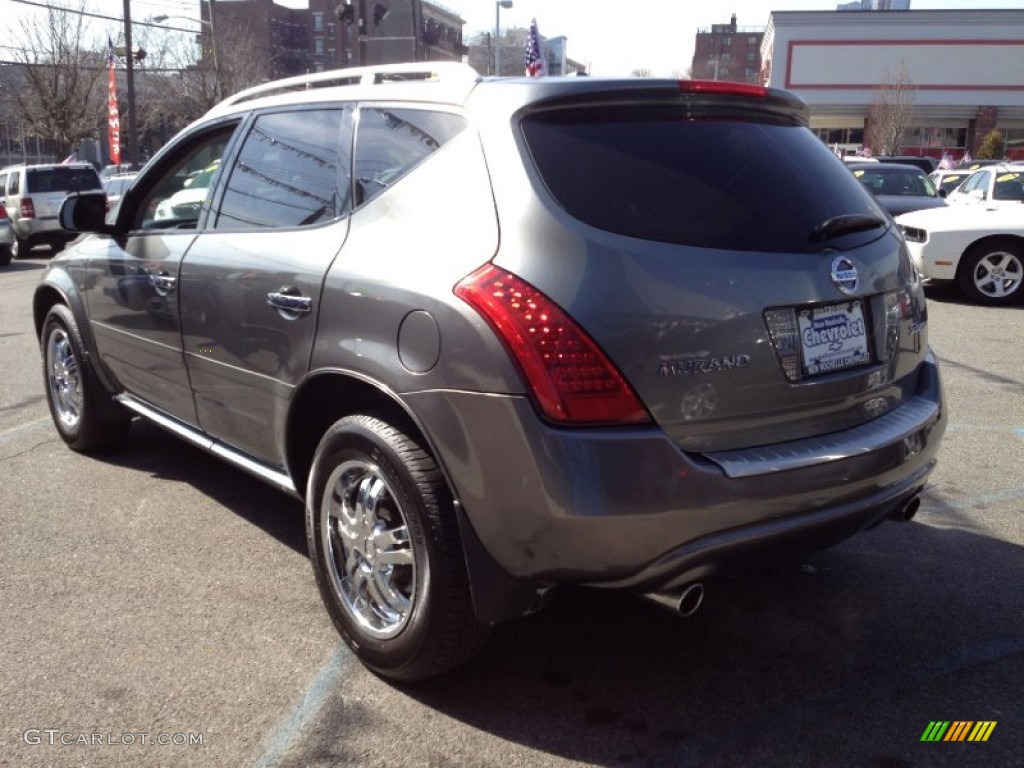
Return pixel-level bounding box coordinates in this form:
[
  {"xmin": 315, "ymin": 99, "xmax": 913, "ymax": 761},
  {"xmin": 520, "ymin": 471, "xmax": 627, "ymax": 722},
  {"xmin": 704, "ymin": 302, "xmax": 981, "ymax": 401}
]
[
  {"xmin": 106, "ymin": 37, "xmax": 121, "ymax": 166},
  {"xmin": 524, "ymin": 18, "xmax": 547, "ymax": 77}
]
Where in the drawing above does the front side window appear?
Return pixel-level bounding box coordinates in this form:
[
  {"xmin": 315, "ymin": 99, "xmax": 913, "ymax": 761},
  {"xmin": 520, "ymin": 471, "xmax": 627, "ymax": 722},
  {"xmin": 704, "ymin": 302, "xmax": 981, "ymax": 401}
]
[
  {"xmin": 132, "ymin": 126, "xmax": 237, "ymax": 230},
  {"xmin": 215, "ymin": 108, "xmax": 348, "ymax": 230},
  {"xmin": 353, "ymin": 108, "xmax": 466, "ymax": 207}
]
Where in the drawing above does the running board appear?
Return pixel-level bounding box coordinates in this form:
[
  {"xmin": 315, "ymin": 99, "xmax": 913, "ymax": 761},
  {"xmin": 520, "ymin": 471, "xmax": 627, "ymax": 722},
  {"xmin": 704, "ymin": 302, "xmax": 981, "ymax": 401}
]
[{"xmin": 115, "ymin": 395, "xmax": 298, "ymax": 496}]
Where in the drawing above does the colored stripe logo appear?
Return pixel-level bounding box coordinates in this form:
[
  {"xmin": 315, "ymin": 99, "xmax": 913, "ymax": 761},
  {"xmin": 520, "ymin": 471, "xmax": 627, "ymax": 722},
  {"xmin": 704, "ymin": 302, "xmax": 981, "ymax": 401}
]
[{"xmin": 921, "ymin": 721, "xmax": 997, "ymax": 742}]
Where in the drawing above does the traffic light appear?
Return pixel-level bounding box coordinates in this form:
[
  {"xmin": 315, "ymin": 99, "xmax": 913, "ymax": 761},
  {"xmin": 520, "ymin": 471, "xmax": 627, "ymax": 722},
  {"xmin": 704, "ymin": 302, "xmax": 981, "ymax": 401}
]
[{"xmin": 336, "ymin": 2, "xmax": 355, "ymax": 25}]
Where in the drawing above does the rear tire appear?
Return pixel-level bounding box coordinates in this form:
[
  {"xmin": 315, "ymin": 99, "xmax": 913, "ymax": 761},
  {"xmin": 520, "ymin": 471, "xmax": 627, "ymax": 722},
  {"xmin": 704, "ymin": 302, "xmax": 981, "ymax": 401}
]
[
  {"xmin": 12, "ymin": 236, "xmax": 29, "ymax": 260},
  {"xmin": 306, "ymin": 414, "xmax": 489, "ymax": 681},
  {"xmin": 41, "ymin": 304, "xmax": 131, "ymax": 452},
  {"xmin": 957, "ymin": 241, "xmax": 1024, "ymax": 305},
  {"xmin": 0, "ymin": 246, "xmax": 11, "ymax": 267}
]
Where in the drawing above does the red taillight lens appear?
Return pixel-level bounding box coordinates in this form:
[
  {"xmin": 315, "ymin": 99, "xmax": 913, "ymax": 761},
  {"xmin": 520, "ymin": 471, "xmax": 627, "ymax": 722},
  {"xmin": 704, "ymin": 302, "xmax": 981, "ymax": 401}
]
[
  {"xmin": 0, "ymin": 205, "xmax": 8, "ymax": 220},
  {"xmin": 20, "ymin": 197, "xmax": 36, "ymax": 219},
  {"xmin": 455, "ymin": 264, "xmax": 650, "ymax": 426}
]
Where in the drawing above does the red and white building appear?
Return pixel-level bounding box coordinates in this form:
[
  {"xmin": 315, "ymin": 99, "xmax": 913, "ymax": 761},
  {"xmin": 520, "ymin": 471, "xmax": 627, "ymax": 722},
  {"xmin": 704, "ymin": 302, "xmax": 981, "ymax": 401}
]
[{"xmin": 760, "ymin": 9, "xmax": 1024, "ymax": 161}]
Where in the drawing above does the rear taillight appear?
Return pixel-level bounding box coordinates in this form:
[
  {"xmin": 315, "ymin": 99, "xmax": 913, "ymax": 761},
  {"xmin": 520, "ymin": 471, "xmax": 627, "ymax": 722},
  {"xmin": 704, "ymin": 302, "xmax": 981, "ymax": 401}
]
[
  {"xmin": 20, "ymin": 198, "xmax": 36, "ymax": 219},
  {"xmin": 0, "ymin": 205, "xmax": 8, "ymax": 220},
  {"xmin": 455, "ymin": 264, "xmax": 650, "ymax": 426}
]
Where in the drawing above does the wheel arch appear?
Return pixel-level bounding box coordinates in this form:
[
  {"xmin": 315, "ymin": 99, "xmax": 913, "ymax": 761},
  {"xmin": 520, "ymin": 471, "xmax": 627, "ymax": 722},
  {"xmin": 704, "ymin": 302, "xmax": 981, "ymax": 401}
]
[
  {"xmin": 286, "ymin": 369, "xmax": 547, "ymax": 625},
  {"xmin": 285, "ymin": 370, "xmax": 429, "ymax": 499},
  {"xmin": 34, "ymin": 277, "xmax": 121, "ymax": 396},
  {"xmin": 956, "ymin": 234, "xmax": 1024, "ymax": 280}
]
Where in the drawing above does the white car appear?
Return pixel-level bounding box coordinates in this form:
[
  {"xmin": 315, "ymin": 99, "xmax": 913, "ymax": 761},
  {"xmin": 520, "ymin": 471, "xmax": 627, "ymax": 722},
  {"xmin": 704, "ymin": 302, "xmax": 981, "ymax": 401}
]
[
  {"xmin": 944, "ymin": 164, "xmax": 1024, "ymax": 210},
  {"xmin": 897, "ymin": 205, "xmax": 1024, "ymax": 305}
]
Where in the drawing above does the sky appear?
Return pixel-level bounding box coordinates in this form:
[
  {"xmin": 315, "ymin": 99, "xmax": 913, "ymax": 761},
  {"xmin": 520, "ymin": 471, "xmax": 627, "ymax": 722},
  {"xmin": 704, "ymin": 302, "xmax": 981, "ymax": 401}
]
[{"xmin": 5, "ymin": 0, "xmax": 1024, "ymax": 76}]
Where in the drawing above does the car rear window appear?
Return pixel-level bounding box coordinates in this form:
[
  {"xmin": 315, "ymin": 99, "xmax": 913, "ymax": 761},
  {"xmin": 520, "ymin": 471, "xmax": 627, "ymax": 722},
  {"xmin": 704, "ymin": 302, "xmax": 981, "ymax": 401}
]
[
  {"xmin": 521, "ymin": 108, "xmax": 883, "ymax": 253},
  {"xmin": 27, "ymin": 168, "xmax": 102, "ymax": 193}
]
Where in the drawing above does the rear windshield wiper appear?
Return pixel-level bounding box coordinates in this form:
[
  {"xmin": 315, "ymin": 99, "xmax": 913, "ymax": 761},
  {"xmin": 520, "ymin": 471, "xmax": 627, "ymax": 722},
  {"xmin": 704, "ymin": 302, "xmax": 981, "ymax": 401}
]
[{"xmin": 809, "ymin": 213, "xmax": 885, "ymax": 243}]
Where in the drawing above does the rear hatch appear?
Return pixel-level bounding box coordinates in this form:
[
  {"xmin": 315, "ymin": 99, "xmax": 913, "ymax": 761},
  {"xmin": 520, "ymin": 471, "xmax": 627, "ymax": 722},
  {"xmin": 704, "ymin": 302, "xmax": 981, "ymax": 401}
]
[
  {"xmin": 26, "ymin": 167, "xmax": 102, "ymax": 218},
  {"xmin": 503, "ymin": 81, "xmax": 927, "ymax": 452}
]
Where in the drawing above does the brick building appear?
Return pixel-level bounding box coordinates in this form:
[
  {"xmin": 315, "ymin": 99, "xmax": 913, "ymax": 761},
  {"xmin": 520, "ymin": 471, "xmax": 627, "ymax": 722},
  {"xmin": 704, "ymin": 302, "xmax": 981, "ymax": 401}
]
[
  {"xmin": 691, "ymin": 14, "xmax": 763, "ymax": 84},
  {"xmin": 201, "ymin": 0, "xmax": 466, "ymax": 79}
]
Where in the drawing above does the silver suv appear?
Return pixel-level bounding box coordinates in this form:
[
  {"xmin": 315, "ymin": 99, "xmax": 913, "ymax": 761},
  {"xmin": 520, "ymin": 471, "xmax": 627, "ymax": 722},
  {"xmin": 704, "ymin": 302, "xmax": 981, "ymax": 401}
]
[
  {"xmin": 1, "ymin": 162, "xmax": 103, "ymax": 258},
  {"xmin": 36, "ymin": 64, "xmax": 946, "ymax": 681}
]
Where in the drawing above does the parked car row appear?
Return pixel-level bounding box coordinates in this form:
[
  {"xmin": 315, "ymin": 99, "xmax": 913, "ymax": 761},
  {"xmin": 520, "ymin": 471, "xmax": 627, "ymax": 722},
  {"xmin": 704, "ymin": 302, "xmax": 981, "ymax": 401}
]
[
  {"xmin": 0, "ymin": 162, "xmax": 142, "ymax": 265},
  {"xmin": 898, "ymin": 162, "xmax": 1024, "ymax": 305}
]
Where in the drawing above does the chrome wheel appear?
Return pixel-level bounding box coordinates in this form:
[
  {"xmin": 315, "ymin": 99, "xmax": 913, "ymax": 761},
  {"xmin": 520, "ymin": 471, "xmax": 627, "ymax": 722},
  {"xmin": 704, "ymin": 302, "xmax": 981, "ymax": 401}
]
[
  {"xmin": 46, "ymin": 326, "xmax": 83, "ymax": 431},
  {"xmin": 970, "ymin": 248, "xmax": 1023, "ymax": 301},
  {"xmin": 321, "ymin": 459, "xmax": 416, "ymax": 639}
]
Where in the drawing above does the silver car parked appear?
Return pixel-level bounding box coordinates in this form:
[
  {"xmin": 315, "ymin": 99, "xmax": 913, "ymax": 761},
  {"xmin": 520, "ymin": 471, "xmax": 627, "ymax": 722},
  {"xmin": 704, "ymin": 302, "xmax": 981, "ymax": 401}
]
[{"xmin": 36, "ymin": 64, "xmax": 946, "ymax": 681}]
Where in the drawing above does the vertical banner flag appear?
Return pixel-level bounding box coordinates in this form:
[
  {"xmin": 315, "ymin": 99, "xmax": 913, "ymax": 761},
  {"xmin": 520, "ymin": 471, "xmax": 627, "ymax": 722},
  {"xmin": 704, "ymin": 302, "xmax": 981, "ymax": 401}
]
[
  {"xmin": 107, "ymin": 37, "xmax": 121, "ymax": 165},
  {"xmin": 525, "ymin": 18, "xmax": 547, "ymax": 77}
]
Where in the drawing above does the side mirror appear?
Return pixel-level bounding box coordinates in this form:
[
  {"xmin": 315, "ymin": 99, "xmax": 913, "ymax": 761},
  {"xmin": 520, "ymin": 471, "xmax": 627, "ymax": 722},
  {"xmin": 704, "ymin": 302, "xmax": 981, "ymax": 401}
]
[
  {"xmin": 970, "ymin": 188, "xmax": 987, "ymax": 202},
  {"xmin": 59, "ymin": 191, "xmax": 110, "ymax": 233},
  {"xmin": 938, "ymin": 188, "xmax": 948, "ymax": 198}
]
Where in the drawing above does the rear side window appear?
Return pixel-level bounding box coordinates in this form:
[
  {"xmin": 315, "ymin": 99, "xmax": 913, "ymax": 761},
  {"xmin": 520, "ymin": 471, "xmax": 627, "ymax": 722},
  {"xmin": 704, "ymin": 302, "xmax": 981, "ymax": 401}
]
[
  {"xmin": 26, "ymin": 167, "xmax": 101, "ymax": 192},
  {"xmin": 992, "ymin": 171, "xmax": 1024, "ymax": 201},
  {"xmin": 216, "ymin": 108, "xmax": 349, "ymax": 230},
  {"xmin": 353, "ymin": 108, "xmax": 466, "ymax": 207},
  {"xmin": 521, "ymin": 108, "xmax": 882, "ymax": 253}
]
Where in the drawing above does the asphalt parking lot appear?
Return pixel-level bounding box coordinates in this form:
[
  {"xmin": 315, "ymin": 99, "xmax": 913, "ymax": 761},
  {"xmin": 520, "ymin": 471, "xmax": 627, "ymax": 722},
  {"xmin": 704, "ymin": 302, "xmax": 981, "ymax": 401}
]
[{"xmin": 1, "ymin": 256, "xmax": 1021, "ymax": 768}]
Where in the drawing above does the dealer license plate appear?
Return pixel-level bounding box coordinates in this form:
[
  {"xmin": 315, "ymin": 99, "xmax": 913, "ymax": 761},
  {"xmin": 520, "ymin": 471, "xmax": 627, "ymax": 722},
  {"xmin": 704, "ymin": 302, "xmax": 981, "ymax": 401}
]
[{"xmin": 797, "ymin": 301, "xmax": 871, "ymax": 376}]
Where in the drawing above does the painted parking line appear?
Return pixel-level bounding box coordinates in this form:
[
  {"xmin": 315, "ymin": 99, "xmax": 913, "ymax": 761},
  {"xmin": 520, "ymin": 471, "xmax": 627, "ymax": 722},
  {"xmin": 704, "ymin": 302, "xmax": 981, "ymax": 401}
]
[
  {"xmin": 0, "ymin": 418, "xmax": 51, "ymax": 445},
  {"xmin": 252, "ymin": 644, "xmax": 352, "ymax": 768},
  {"xmin": 922, "ymin": 486, "xmax": 1024, "ymax": 513}
]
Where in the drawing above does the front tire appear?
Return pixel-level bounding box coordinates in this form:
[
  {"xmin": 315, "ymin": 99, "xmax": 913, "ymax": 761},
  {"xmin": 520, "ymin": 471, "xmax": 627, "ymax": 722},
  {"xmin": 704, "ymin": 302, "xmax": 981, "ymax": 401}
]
[
  {"xmin": 41, "ymin": 304, "xmax": 131, "ymax": 452},
  {"xmin": 306, "ymin": 414, "xmax": 489, "ymax": 681},
  {"xmin": 957, "ymin": 241, "xmax": 1024, "ymax": 305}
]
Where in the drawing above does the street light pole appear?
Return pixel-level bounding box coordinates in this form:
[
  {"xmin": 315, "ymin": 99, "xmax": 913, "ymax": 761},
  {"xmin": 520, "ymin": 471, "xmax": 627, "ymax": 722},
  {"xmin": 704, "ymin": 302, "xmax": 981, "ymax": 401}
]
[
  {"xmin": 207, "ymin": 0, "xmax": 222, "ymax": 101},
  {"xmin": 154, "ymin": 13, "xmax": 217, "ymax": 98},
  {"xmin": 122, "ymin": 0, "xmax": 139, "ymax": 169},
  {"xmin": 494, "ymin": 0, "xmax": 512, "ymax": 76}
]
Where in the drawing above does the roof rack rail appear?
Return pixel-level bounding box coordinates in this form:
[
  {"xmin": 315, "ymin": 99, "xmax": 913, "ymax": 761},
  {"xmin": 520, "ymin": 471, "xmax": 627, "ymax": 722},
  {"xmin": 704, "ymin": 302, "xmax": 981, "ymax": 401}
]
[{"xmin": 217, "ymin": 62, "xmax": 481, "ymax": 109}]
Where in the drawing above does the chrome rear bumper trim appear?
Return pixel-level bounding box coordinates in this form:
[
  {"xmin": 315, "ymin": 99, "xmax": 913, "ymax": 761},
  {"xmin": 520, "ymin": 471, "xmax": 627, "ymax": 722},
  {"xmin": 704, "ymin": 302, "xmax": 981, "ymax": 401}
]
[{"xmin": 704, "ymin": 395, "xmax": 939, "ymax": 479}]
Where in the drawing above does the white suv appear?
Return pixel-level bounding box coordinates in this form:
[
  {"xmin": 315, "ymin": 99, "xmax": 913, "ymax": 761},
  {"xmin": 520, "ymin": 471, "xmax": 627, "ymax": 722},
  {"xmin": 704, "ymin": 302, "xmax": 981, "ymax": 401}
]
[{"xmin": 0, "ymin": 162, "xmax": 102, "ymax": 258}]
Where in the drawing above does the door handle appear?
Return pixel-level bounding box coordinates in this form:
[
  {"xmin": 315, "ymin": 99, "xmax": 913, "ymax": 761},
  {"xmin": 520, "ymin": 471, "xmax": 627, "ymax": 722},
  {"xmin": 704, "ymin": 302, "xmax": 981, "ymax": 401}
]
[
  {"xmin": 267, "ymin": 290, "xmax": 312, "ymax": 317},
  {"xmin": 145, "ymin": 270, "xmax": 177, "ymax": 296}
]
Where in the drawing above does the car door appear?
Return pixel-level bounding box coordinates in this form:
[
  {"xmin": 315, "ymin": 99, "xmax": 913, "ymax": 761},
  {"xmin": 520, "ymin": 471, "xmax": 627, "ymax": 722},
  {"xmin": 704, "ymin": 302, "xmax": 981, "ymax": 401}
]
[
  {"xmin": 179, "ymin": 106, "xmax": 353, "ymax": 464},
  {"xmin": 82, "ymin": 120, "xmax": 243, "ymax": 424}
]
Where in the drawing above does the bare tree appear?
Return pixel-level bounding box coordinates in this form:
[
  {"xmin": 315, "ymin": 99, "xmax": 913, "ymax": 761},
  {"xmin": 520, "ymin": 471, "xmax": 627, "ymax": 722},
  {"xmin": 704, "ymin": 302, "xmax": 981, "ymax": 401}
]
[
  {"xmin": 2, "ymin": 0, "xmax": 108, "ymax": 158},
  {"xmin": 867, "ymin": 61, "xmax": 915, "ymax": 156},
  {"xmin": 631, "ymin": 68, "xmax": 653, "ymax": 78},
  {"xmin": 142, "ymin": 20, "xmax": 273, "ymax": 124}
]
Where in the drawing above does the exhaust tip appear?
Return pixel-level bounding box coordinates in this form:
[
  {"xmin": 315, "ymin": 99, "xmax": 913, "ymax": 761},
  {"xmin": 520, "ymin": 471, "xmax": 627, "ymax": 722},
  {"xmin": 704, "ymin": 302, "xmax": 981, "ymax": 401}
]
[
  {"xmin": 889, "ymin": 494, "xmax": 921, "ymax": 523},
  {"xmin": 677, "ymin": 583, "xmax": 704, "ymax": 617},
  {"xmin": 641, "ymin": 583, "xmax": 705, "ymax": 617}
]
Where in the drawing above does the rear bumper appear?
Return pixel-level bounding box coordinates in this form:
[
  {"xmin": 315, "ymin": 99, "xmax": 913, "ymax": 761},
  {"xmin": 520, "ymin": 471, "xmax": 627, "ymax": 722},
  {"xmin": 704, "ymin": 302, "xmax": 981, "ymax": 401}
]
[
  {"xmin": 403, "ymin": 351, "xmax": 945, "ymax": 592},
  {"xmin": 13, "ymin": 217, "xmax": 64, "ymax": 240}
]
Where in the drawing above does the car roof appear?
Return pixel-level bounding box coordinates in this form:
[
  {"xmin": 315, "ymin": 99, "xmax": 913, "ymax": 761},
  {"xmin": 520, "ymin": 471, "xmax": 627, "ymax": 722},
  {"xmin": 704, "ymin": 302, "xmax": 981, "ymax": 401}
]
[{"xmin": 200, "ymin": 62, "xmax": 810, "ymax": 124}]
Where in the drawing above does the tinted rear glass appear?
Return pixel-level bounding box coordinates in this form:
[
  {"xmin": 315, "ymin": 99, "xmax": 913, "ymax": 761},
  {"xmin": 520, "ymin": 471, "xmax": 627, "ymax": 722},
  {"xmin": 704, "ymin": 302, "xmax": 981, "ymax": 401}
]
[
  {"xmin": 27, "ymin": 168, "xmax": 101, "ymax": 193},
  {"xmin": 521, "ymin": 108, "xmax": 883, "ymax": 253}
]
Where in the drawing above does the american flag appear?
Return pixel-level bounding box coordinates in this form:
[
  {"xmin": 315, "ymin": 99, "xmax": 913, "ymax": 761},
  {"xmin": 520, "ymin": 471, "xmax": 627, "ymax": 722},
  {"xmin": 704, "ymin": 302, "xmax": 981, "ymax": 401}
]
[{"xmin": 524, "ymin": 18, "xmax": 546, "ymax": 77}]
